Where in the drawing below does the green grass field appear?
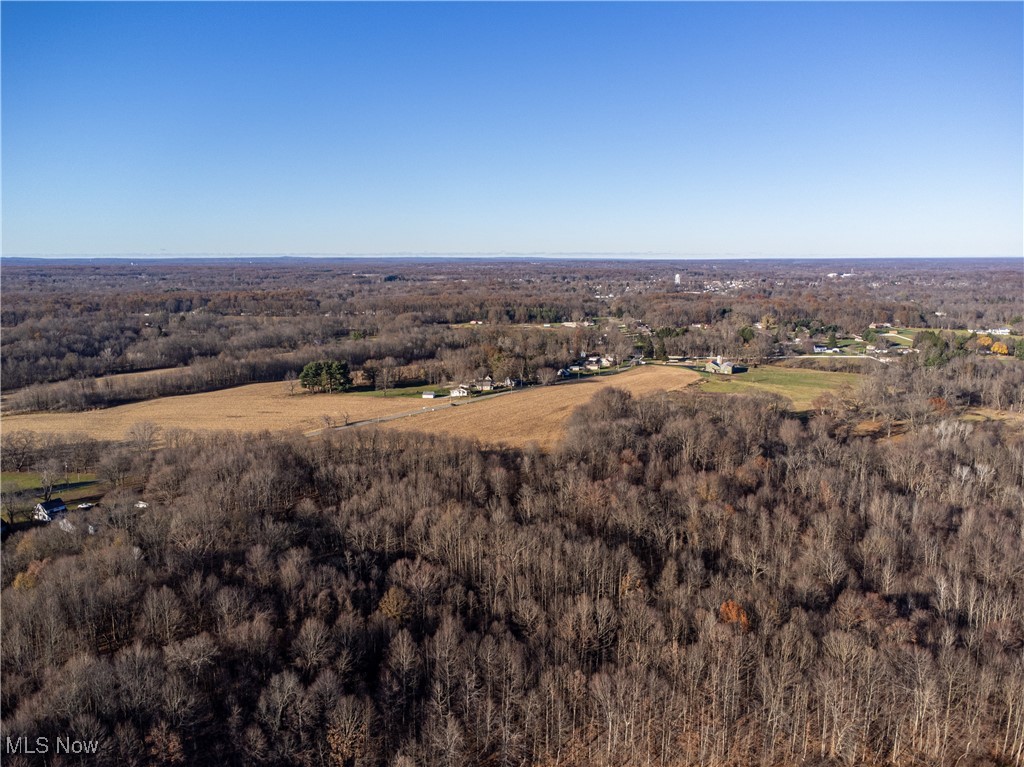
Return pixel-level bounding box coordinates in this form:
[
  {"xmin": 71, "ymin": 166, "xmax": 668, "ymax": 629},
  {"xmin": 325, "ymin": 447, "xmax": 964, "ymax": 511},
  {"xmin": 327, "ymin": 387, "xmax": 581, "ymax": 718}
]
[
  {"xmin": 359, "ymin": 383, "xmax": 448, "ymax": 398},
  {"xmin": 897, "ymin": 327, "xmax": 1024, "ymax": 345},
  {"xmin": 697, "ymin": 366, "xmax": 862, "ymax": 410},
  {"xmin": 0, "ymin": 470, "xmax": 43, "ymax": 492},
  {"xmin": 879, "ymin": 332, "xmax": 914, "ymax": 346}
]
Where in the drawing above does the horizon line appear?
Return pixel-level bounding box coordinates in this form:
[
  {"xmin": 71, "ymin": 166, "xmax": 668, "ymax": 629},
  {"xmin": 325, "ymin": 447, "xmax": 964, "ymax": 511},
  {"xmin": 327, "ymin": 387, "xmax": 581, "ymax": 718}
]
[{"xmin": 3, "ymin": 252, "xmax": 1021, "ymax": 261}]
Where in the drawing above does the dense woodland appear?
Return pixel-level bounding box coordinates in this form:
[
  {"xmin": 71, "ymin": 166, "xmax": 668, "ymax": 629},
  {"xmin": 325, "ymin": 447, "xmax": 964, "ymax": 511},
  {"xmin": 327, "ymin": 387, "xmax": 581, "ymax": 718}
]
[
  {"xmin": 2, "ymin": 389, "xmax": 1023, "ymax": 766},
  {"xmin": 2, "ymin": 259, "xmax": 1024, "ymax": 766}
]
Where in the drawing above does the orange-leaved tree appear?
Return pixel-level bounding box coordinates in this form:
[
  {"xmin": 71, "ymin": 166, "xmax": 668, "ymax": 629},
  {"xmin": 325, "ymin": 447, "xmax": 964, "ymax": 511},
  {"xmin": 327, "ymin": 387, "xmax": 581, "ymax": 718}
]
[{"xmin": 719, "ymin": 599, "xmax": 751, "ymax": 632}]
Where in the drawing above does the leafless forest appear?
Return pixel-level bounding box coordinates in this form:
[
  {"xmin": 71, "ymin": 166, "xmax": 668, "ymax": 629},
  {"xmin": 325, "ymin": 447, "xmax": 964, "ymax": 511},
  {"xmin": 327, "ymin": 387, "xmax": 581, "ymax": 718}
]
[{"xmin": 1, "ymin": 258, "xmax": 1023, "ymax": 766}]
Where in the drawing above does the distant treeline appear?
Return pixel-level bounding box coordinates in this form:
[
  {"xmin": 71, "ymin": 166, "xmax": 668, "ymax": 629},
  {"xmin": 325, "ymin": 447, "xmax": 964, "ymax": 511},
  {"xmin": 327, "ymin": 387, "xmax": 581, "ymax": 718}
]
[
  {"xmin": 4, "ymin": 325, "xmax": 602, "ymax": 412},
  {"xmin": 3, "ymin": 260, "xmax": 1022, "ymax": 395}
]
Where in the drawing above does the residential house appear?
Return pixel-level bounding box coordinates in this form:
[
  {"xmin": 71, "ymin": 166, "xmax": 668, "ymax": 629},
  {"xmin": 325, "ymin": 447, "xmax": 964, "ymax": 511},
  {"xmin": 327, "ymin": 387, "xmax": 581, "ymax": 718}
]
[
  {"xmin": 450, "ymin": 386, "xmax": 471, "ymax": 397},
  {"xmin": 33, "ymin": 498, "xmax": 68, "ymax": 522},
  {"xmin": 583, "ymin": 355, "xmax": 615, "ymax": 370}
]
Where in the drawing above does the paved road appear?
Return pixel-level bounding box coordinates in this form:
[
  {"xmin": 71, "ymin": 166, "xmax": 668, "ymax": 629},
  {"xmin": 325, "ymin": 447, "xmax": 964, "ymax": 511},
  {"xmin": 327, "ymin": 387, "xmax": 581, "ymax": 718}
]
[{"xmin": 791, "ymin": 354, "xmax": 891, "ymax": 363}]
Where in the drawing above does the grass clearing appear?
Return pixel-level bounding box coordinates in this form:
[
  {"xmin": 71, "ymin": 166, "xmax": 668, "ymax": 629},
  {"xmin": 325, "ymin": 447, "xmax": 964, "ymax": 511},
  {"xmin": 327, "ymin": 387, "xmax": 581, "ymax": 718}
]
[
  {"xmin": 696, "ymin": 366, "xmax": 862, "ymax": 410},
  {"xmin": 1, "ymin": 471, "xmax": 44, "ymax": 492},
  {"xmin": 360, "ymin": 384, "xmax": 448, "ymax": 398},
  {"xmin": 902, "ymin": 327, "xmax": 1024, "ymax": 341},
  {"xmin": 1, "ymin": 471, "xmax": 100, "ymax": 494},
  {"xmin": 962, "ymin": 408, "xmax": 1024, "ymax": 430},
  {"xmin": 880, "ymin": 332, "xmax": 913, "ymax": 346}
]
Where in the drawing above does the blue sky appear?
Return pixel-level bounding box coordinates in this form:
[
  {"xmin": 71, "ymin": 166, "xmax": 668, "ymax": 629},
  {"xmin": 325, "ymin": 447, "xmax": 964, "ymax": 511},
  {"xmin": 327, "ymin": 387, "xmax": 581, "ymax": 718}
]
[{"xmin": 2, "ymin": 1, "xmax": 1021, "ymax": 258}]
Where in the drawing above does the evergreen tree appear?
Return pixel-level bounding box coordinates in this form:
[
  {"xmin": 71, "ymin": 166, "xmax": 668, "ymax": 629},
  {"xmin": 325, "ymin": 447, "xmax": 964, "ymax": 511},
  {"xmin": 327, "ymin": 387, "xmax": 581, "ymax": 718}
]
[{"xmin": 299, "ymin": 360, "xmax": 352, "ymax": 393}]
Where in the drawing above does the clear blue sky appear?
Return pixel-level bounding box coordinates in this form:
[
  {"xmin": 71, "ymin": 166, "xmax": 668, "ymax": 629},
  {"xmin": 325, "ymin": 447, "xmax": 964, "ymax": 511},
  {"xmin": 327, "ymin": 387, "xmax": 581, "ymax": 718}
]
[{"xmin": 2, "ymin": 1, "xmax": 1022, "ymax": 258}]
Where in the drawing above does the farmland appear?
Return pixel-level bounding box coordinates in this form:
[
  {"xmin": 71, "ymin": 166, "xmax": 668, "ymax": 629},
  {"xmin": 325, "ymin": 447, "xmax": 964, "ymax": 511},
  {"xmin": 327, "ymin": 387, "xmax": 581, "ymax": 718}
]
[
  {"xmin": 0, "ymin": 381, "xmax": 419, "ymax": 442},
  {"xmin": 2, "ymin": 366, "xmax": 701, "ymax": 449},
  {"xmin": 381, "ymin": 366, "xmax": 700, "ymax": 450}
]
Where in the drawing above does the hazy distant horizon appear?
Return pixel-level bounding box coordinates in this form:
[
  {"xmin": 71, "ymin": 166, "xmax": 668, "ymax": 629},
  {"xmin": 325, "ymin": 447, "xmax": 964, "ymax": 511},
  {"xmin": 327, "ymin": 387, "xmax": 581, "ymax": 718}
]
[{"xmin": 3, "ymin": 252, "xmax": 1021, "ymax": 263}]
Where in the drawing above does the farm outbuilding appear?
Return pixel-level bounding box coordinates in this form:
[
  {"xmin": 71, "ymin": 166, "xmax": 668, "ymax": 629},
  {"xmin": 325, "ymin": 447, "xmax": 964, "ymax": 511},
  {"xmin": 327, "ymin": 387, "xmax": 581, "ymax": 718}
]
[{"xmin": 705, "ymin": 356, "xmax": 746, "ymax": 375}]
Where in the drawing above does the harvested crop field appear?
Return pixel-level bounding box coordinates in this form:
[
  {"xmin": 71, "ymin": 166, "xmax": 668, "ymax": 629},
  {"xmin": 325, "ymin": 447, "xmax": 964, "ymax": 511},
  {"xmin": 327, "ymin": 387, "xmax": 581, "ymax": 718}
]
[
  {"xmin": 379, "ymin": 366, "xmax": 700, "ymax": 450},
  {"xmin": 0, "ymin": 381, "xmax": 420, "ymax": 442},
  {"xmin": 2, "ymin": 366, "xmax": 700, "ymax": 449}
]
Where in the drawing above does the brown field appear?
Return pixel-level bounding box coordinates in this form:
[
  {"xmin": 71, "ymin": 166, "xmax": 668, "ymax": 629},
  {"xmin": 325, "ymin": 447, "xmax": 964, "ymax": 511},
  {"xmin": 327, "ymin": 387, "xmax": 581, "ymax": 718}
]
[
  {"xmin": 379, "ymin": 366, "xmax": 700, "ymax": 450},
  {"xmin": 1, "ymin": 366, "xmax": 700, "ymax": 450},
  {"xmin": 0, "ymin": 381, "xmax": 421, "ymax": 442}
]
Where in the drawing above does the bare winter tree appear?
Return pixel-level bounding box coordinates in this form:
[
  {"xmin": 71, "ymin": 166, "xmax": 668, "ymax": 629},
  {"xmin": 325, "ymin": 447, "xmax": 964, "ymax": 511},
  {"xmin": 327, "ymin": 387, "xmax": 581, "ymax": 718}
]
[{"xmin": 126, "ymin": 421, "xmax": 162, "ymax": 454}]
